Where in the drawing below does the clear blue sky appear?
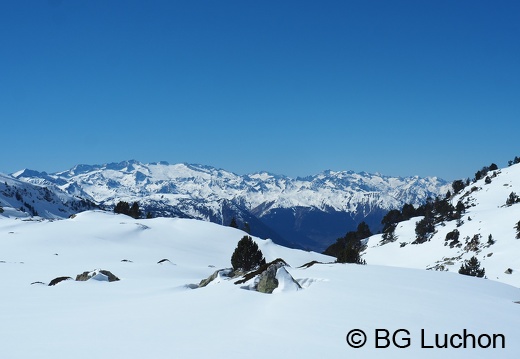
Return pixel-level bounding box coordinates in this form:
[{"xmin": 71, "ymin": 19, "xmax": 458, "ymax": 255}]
[{"xmin": 1, "ymin": 0, "xmax": 519, "ymax": 180}]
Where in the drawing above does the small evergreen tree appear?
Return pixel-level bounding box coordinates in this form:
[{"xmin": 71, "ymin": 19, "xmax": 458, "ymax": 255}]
[
  {"xmin": 445, "ymin": 229, "xmax": 460, "ymax": 244},
  {"xmin": 231, "ymin": 236, "xmax": 266, "ymax": 271},
  {"xmin": 114, "ymin": 201, "xmax": 130, "ymax": 215},
  {"xmin": 129, "ymin": 201, "xmax": 141, "ymax": 219},
  {"xmin": 508, "ymin": 156, "xmax": 520, "ymax": 166},
  {"xmin": 515, "ymin": 220, "xmax": 520, "ymax": 239},
  {"xmin": 323, "ymin": 222, "xmax": 371, "ymax": 264},
  {"xmin": 401, "ymin": 203, "xmax": 416, "ymax": 220},
  {"xmin": 336, "ymin": 243, "xmax": 366, "ymax": 265},
  {"xmin": 229, "ymin": 217, "xmax": 238, "ymax": 228},
  {"xmin": 452, "ymin": 179, "xmax": 465, "ymax": 194},
  {"xmin": 381, "ymin": 224, "xmax": 397, "ymax": 244},
  {"xmin": 355, "ymin": 221, "xmax": 372, "ymax": 239},
  {"xmin": 455, "ymin": 201, "xmax": 465, "ymax": 214},
  {"xmin": 506, "ymin": 192, "xmax": 520, "ymax": 206},
  {"xmin": 433, "ymin": 198, "xmax": 455, "ymax": 221},
  {"xmin": 458, "ymin": 256, "xmax": 485, "ymax": 278},
  {"xmin": 381, "ymin": 209, "xmax": 402, "ymax": 232},
  {"xmin": 414, "ymin": 215, "xmax": 435, "ymax": 244}
]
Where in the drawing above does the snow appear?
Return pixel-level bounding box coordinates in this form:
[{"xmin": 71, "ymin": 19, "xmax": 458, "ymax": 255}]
[
  {"xmin": 272, "ymin": 266, "xmax": 301, "ymax": 293},
  {"xmin": 363, "ymin": 163, "xmax": 520, "ymax": 288},
  {"xmin": 1, "ymin": 210, "xmax": 519, "ymax": 358}
]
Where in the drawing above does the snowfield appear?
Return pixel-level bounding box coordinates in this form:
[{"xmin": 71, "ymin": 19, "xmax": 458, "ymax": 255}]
[{"xmin": 1, "ymin": 211, "xmax": 519, "ymax": 358}]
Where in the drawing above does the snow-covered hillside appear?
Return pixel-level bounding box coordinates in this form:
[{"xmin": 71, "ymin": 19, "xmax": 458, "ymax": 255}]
[
  {"xmin": 0, "ymin": 172, "xmax": 96, "ymax": 219},
  {"xmin": 363, "ymin": 163, "xmax": 520, "ymax": 287},
  {"xmin": 11, "ymin": 160, "xmax": 449, "ymax": 250},
  {"xmin": 0, "ymin": 211, "xmax": 519, "ymax": 358}
]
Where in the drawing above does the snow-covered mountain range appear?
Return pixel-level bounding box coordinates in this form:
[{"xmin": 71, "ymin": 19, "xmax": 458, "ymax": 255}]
[
  {"xmin": 9, "ymin": 160, "xmax": 449, "ymax": 251},
  {"xmin": 1, "ymin": 162, "xmax": 519, "ymax": 358},
  {"xmin": 363, "ymin": 162, "xmax": 520, "ymax": 287}
]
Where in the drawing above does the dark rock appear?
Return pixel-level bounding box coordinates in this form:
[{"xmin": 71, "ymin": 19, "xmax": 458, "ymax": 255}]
[
  {"xmin": 234, "ymin": 258, "xmax": 301, "ymax": 294},
  {"xmin": 298, "ymin": 260, "xmax": 324, "ymax": 268},
  {"xmin": 75, "ymin": 270, "xmax": 120, "ymax": 282},
  {"xmin": 257, "ymin": 261, "xmax": 287, "ymax": 294},
  {"xmin": 199, "ymin": 268, "xmax": 233, "ymax": 288},
  {"xmin": 234, "ymin": 258, "xmax": 288, "ymax": 285},
  {"xmin": 48, "ymin": 276, "xmax": 73, "ymax": 286}
]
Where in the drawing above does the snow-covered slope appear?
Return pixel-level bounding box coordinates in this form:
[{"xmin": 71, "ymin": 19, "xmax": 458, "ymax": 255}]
[
  {"xmin": 0, "ymin": 172, "xmax": 96, "ymax": 219},
  {"xmin": 363, "ymin": 163, "xmax": 520, "ymax": 287},
  {"xmin": 0, "ymin": 211, "xmax": 519, "ymax": 358},
  {"xmin": 11, "ymin": 160, "xmax": 449, "ymax": 250}
]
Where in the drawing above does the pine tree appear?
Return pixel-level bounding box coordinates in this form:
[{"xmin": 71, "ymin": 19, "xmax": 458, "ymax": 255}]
[
  {"xmin": 401, "ymin": 203, "xmax": 416, "ymax": 220},
  {"xmin": 381, "ymin": 209, "xmax": 402, "ymax": 232},
  {"xmin": 414, "ymin": 215, "xmax": 435, "ymax": 244},
  {"xmin": 231, "ymin": 236, "xmax": 266, "ymax": 271},
  {"xmin": 452, "ymin": 179, "xmax": 465, "ymax": 194},
  {"xmin": 336, "ymin": 243, "xmax": 366, "ymax": 265},
  {"xmin": 381, "ymin": 224, "xmax": 397, "ymax": 244},
  {"xmin": 229, "ymin": 217, "xmax": 238, "ymax": 228},
  {"xmin": 458, "ymin": 256, "xmax": 485, "ymax": 278},
  {"xmin": 129, "ymin": 202, "xmax": 141, "ymax": 219},
  {"xmin": 355, "ymin": 221, "xmax": 372, "ymax": 239},
  {"xmin": 455, "ymin": 201, "xmax": 465, "ymax": 214},
  {"xmin": 114, "ymin": 201, "xmax": 130, "ymax": 215},
  {"xmin": 324, "ymin": 222, "xmax": 370, "ymax": 264},
  {"xmin": 506, "ymin": 192, "xmax": 520, "ymax": 206},
  {"xmin": 515, "ymin": 220, "xmax": 520, "ymax": 239}
]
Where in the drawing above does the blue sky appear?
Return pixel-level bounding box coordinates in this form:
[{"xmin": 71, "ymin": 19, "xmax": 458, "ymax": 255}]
[{"xmin": 1, "ymin": 0, "xmax": 519, "ymax": 180}]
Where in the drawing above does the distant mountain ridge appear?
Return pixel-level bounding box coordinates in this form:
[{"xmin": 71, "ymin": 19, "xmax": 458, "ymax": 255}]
[{"xmin": 10, "ymin": 160, "xmax": 449, "ymax": 251}]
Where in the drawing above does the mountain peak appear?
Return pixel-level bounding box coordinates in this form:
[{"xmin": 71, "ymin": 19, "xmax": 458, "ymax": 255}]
[{"xmin": 11, "ymin": 168, "xmax": 48, "ymax": 179}]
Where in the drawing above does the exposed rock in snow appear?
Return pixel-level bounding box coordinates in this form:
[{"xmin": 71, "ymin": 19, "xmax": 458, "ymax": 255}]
[{"xmin": 76, "ymin": 269, "xmax": 120, "ymax": 282}]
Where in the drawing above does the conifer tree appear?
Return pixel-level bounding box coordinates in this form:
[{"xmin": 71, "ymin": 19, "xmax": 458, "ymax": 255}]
[
  {"xmin": 114, "ymin": 201, "xmax": 130, "ymax": 215},
  {"xmin": 381, "ymin": 224, "xmax": 397, "ymax": 244},
  {"xmin": 506, "ymin": 192, "xmax": 520, "ymax": 206},
  {"xmin": 229, "ymin": 217, "xmax": 238, "ymax": 228},
  {"xmin": 414, "ymin": 215, "xmax": 435, "ymax": 244},
  {"xmin": 452, "ymin": 179, "xmax": 465, "ymax": 194},
  {"xmin": 324, "ymin": 222, "xmax": 370, "ymax": 264},
  {"xmin": 458, "ymin": 256, "xmax": 485, "ymax": 278},
  {"xmin": 231, "ymin": 236, "xmax": 266, "ymax": 271},
  {"xmin": 129, "ymin": 202, "xmax": 141, "ymax": 219}
]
